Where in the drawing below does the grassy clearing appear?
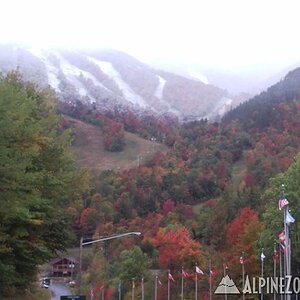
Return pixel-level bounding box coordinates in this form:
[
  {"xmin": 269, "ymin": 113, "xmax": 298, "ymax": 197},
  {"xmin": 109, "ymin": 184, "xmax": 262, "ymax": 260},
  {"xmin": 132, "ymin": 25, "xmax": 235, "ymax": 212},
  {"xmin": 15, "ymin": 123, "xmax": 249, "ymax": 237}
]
[
  {"xmin": 66, "ymin": 116, "xmax": 168, "ymax": 173},
  {"xmin": 66, "ymin": 246, "xmax": 95, "ymax": 258},
  {"xmin": 192, "ymin": 203, "xmax": 202, "ymax": 214},
  {"xmin": 231, "ymin": 150, "xmax": 248, "ymax": 188}
]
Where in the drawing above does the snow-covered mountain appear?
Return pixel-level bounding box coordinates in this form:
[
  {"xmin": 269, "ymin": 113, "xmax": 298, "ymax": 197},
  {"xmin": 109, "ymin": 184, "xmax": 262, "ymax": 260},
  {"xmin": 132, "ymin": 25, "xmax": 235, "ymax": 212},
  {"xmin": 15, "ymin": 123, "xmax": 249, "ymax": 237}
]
[{"xmin": 0, "ymin": 44, "xmax": 241, "ymax": 120}]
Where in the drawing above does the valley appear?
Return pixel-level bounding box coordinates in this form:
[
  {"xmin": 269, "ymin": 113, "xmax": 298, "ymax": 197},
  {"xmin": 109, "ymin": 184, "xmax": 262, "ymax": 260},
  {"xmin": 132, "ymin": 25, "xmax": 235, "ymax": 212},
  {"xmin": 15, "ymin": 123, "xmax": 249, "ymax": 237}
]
[{"xmin": 2, "ymin": 47, "xmax": 300, "ymax": 300}]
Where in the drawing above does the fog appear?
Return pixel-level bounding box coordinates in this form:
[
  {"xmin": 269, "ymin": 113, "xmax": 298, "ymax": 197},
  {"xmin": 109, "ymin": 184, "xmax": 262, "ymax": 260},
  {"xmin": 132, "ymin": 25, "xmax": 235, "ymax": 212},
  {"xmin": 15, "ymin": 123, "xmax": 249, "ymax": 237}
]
[{"xmin": 1, "ymin": 0, "xmax": 300, "ymax": 92}]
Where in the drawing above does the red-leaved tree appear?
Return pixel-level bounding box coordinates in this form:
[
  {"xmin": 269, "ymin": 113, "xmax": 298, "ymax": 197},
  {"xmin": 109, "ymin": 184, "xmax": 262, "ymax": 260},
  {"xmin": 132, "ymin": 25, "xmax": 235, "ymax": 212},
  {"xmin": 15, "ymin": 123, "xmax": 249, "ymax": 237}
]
[{"xmin": 151, "ymin": 227, "xmax": 201, "ymax": 269}]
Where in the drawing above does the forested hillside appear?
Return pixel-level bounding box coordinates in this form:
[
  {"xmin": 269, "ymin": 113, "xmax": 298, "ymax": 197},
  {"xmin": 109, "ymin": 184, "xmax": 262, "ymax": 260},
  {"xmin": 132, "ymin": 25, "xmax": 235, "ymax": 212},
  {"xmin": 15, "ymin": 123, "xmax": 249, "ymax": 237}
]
[
  {"xmin": 67, "ymin": 67, "xmax": 300, "ymax": 298},
  {"xmin": 1, "ymin": 66, "xmax": 300, "ymax": 299}
]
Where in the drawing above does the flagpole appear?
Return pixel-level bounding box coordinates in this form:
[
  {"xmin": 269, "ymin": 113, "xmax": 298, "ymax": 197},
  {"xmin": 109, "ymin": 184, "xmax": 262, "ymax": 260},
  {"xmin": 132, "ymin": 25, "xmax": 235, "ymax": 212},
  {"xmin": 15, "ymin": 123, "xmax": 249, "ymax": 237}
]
[
  {"xmin": 284, "ymin": 240, "xmax": 288, "ymax": 300},
  {"xmin": 241, "ymin": 252, "xmax": 245, "ymax": 300},
  {"xmin": 118, "ymin": 281, "xmax": 121, "ymax": 300},
  {"xmin": 195, "ymin": 265, "xmax": 198, "ymax": 300},
  {"xmin": 279, "ymin": 244, "xmax": 283, "ymax": 300},
  {"xmin": 223, "ymin": 264, "xmax": 227, "ymax": 300},
  {"xmin": 285, "ymin": 206, "xmax": 291, "ymax": 275},
  {"xmin": 168, "ymin": 270, "xmax": 170, "ymax": 300},
  {"xmin": 284, "ymin": 197, "xmax": 288, "ymax": 300},
  {"xmin": 261, "ymin": 248, "xmax": 264, "ymax": 300},
  {"xmin": 132, "ymin": 278, "xmax": 135, "ymax": 300},
  {"xmin": 141, "ymin": 277, "xmax": 144, "ymax": 300},
  {"xmin": 283, "ymin": 243, "xmax": 287, "ymax": 300},
  {"xmin": 281, "ymin": 185, "xmax": 291, "ymax": 300},
  {"xmin": 154, "ymin": 274, "xmax": 158, "ymax": 300},
  {"xmin": 274, "ymin": 243, "xmax": 277, "ymax": 300},
  {"xmin": 209, "ymin": 259, "xmax": 212, "ymax": 300},
  {"xmin": 181, "ymin": 267, "xmax": 184, "ymax": 300}
]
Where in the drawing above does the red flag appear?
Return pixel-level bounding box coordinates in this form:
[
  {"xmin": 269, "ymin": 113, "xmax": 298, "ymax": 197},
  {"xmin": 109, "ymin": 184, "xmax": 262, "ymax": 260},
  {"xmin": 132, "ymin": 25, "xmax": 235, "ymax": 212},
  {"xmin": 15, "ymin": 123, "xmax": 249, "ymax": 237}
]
[
  {"xmin": 182, "ymin": 269, "xmax": 190, "ymax": 278},
  {"xmin": 168, "ymin": 272, "xmax": 175, "ymax": 282},
  {"xmin": 98, "ymin": 282, "xmax": 105, "ymax": 292},
  {"xmin": 105, "ymin": 287, "xmax": 113, "ymax": 300},
  {"xmin": 278, "ymin": 230, "xmax": 285, "ymax": 243},
  {"xmin": 278, "ymin": 198, "xmax": 289, "ymax": 210},
  {"xmin": 280, "ymin": 243, "xmax": 286, "ymax": 253}
]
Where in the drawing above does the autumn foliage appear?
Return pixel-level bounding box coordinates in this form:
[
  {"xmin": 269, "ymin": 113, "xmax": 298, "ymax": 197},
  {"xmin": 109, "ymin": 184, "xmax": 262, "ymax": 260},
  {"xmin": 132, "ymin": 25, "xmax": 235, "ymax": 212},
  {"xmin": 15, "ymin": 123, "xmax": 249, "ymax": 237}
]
[{"xmin": 151, "ymin": 227, "xmax": 201, "ymax": 268}]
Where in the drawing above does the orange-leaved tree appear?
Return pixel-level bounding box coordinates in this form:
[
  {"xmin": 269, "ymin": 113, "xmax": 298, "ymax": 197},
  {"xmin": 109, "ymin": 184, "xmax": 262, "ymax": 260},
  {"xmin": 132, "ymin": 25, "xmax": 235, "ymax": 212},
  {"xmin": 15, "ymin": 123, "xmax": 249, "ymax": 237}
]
[
  {"xmin": 224, "ymin": 207, "xmax": 261, "ymax": 279},
  {"xmin": 151, "ymin": 226, "xmax": 202, "ymax": 270}
]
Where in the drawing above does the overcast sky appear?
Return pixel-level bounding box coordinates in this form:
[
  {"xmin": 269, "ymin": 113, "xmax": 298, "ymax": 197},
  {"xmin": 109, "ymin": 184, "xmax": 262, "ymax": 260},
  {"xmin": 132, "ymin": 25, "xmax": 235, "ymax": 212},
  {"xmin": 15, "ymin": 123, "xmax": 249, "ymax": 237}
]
[{"xmin": 1, "ymin": 0, "xmax": 300, "ymax": 71}]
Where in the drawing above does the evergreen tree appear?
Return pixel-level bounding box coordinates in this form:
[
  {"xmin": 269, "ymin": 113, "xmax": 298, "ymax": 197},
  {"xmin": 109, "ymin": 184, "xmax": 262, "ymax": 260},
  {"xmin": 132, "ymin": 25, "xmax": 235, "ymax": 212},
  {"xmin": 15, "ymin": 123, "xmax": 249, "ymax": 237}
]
[{"xmin": 0, "ymin": 72, "xmax": 89, "ymax": 295}]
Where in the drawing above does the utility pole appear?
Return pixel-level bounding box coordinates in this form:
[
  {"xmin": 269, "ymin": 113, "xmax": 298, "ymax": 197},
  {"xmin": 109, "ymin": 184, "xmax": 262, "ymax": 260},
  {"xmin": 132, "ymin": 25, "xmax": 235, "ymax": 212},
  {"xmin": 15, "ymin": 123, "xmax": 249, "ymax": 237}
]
[{"xmin": 79, "ymin": 236, "xmax": 83, "ymax": 293}]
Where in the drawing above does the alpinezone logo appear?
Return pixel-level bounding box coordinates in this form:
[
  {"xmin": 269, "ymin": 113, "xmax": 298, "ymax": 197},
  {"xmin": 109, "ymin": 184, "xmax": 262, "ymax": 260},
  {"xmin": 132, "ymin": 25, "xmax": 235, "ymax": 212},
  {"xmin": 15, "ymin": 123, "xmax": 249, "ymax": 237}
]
[
  {"xmin": 215, "ymin": 275, "xmax": 240, "ymax": 294},
  {"xmin": 215, "ymin": 275, "xmax": 300, "ymax": 295}
]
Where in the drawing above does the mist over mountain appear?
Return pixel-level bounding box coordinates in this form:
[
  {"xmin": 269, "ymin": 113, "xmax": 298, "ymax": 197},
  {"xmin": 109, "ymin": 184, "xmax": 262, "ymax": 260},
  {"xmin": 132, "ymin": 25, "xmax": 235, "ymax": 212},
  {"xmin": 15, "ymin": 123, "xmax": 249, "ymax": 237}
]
[
  {"xmin": 222, "ymin": 66, "xmax": 300, "ymax": 128},
  {"xmin": 0, "ymin": 44, "xmax": 246, "ymax": 120},
  {"xmin": 147, "ymin": 58, "xmax": 299, "ymax": 95}
]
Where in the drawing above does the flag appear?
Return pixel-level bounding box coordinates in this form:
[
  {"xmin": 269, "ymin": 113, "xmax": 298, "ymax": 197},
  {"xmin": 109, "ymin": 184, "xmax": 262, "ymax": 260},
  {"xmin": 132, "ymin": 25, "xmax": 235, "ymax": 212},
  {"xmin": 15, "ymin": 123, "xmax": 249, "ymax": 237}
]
[
  {"xmin": 240, "ymin": 256, "xmax": 244, "ymax": 265},
  {"xmin": 168, "ymin": 272, "xmax": 175, "ymax": 282},
  {"xmin": 196, "ymin": 266, "xmax": 204, "ymax": 275},
  {"xmin": 98, "ymin": 282, "xmax": 105, "ymax": 292},
  {"xmin": 286, "ymin": 210, "xmax": 295, "ymax": 224},
  {"xmin": 223, "ymin": 263, "xmax": 229, "ymax": 270},
  {"xmin": 273, "ymin": 249, "xmax": 279, "ymax": 262},
  {"xmin": 278, "ymin": 198, "xmax": 289, "ymax": 210},
  {"xmin": 182, "ymin": 269, "xmax": 190, "ymax": 278},
  {"xmin": 261, "ymin": 251, "xmax": 266, "ymax": 262},
  {"xmin": 90, "ymin": 288, "xmax": 94, "ymax": 300},
  {"xmin": 279, "ymin": 243, "xmax": 286, "ymax": 253},
  {"xmin": 132, "ymin": 279, "xmax": 135, "ymax": 289},
  {"xmin": 278, "ymin": 230, "xmax": 285, "ymax": 243},
  {"xmin": 158, "ymin": 278, "xmax": 162, "ymax": 285}
]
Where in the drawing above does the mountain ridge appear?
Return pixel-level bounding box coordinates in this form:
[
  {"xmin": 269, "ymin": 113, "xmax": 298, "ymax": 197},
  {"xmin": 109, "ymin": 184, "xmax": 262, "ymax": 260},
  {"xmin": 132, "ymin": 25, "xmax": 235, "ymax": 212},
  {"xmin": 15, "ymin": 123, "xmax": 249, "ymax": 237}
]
[{"xmin": 0, "ymin": 44, "xmax": 241, "ymax": 120}]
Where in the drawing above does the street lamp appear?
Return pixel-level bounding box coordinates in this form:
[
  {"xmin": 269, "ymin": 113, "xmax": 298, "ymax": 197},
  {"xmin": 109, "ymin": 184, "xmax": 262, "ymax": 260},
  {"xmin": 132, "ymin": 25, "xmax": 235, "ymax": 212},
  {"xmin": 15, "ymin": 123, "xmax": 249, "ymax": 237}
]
[
  {"xmin": 81, "ymin": 232, "xmax": 141, "ymax": 246},
  {"xmin": 79, "ymin": 232, "xmax": 142, "ymax": 292},
  {"xmin": 69, "ymin": 262, "xmax": 75, "ymax": 282}
]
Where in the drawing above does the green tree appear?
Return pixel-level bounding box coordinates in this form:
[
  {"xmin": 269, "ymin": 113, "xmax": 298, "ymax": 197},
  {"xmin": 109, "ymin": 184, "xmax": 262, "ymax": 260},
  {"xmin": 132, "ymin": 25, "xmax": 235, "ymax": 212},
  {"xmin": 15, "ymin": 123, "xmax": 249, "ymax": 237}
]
[
  {"xmin": 259, "ymin": 153, "xmax": 300, "ymax": 275},
  {"xmin": 0, "ymin": 72, "xmax": 90, "ymax": 295},
  {"xmin": 107, "ymin": 246, "xmax": 150, "ymax": 295}
]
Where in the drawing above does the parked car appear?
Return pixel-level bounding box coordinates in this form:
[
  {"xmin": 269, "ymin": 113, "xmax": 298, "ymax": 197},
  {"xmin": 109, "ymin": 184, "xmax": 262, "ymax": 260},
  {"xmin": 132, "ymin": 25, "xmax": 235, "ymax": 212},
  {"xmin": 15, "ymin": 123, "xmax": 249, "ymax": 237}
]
[
  {"xmin": 68, "ymin": 280, "xmax": 76, "ymax": 287},
  {"xmin": 41, "ymin": 277, "xmax": 50, "ymax": 288}
]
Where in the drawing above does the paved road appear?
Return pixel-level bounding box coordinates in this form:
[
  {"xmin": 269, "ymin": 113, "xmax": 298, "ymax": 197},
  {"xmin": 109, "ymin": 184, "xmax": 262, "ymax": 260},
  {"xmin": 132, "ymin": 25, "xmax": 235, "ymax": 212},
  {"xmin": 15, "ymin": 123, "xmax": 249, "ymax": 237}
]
[{"xmin": 49, "ymin": 282, "xmax": 72, "ymax": 300}]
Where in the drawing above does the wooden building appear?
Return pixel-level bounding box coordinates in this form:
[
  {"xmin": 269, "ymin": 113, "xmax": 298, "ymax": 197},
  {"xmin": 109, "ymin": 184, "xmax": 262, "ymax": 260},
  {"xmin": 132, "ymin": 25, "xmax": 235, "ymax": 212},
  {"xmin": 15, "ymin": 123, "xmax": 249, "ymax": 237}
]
[{"xmin": 50, "ymin": 256, "xmax": 78, "ymax": 277}]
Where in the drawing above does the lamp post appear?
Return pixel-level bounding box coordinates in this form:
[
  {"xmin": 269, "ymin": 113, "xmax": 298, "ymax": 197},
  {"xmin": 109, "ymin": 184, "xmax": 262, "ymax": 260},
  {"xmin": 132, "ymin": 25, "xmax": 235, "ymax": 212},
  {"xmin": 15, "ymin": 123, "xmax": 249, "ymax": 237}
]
[
  {"xmin": 79, "ymin": 232, "xmax": 142, "ymax": 292},
  {"xmin": 69, "ymin": 262, "xmax": 75, "ymax": 282}
]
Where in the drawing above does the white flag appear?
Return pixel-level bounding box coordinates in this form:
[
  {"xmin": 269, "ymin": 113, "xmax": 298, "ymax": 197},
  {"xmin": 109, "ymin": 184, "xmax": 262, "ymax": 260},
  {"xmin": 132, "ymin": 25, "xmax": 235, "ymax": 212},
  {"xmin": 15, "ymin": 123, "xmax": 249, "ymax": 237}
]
[
  {"xmin": 286, "ymin": 210, "xmax": 295, "ymax": 225},
  {"xmin": 196, "ymin": 266, "xmax": 204, "ymax": 275},
  {"xmin": 261, "ymin": 252, "xmax": 266, "ymax": 262}
]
